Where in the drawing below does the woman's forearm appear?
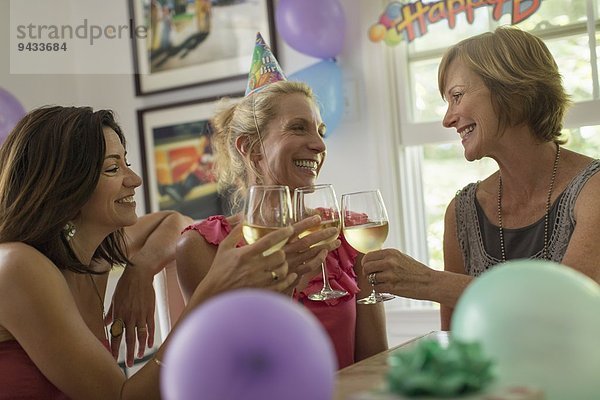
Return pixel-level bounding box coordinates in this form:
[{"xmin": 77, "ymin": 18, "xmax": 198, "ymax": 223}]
[{"xmin": 427, "ymin": 269, "xmax": 473, "ymax": 308}]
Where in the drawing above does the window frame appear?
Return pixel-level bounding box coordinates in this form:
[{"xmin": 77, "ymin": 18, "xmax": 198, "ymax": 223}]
[{"xmin": 391, "ymin": 1, "xmax": 600, "ymax": 267}]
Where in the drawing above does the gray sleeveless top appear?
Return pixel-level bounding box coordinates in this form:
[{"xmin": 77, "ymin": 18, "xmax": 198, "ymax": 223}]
[{"xmin": 455, "ymin": 160, "xmax": 600, "ymax": 277}]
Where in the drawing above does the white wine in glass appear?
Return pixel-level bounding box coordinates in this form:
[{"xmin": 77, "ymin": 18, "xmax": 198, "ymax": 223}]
[
  {"xmin": 341, "ymin": 190, "xmax": 395, "ymax": 304},
  {"xmin": 243, "ymin": 185, "xmax": 292, "ymax": 256},
  {"xmin": 294, "ymin": 184, "xmax": 347, "ymax": 301}
]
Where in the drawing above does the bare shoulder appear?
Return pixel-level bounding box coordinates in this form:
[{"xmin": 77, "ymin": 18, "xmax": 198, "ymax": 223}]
[
  {"xmin": 0, "ymin": 243, "xmax": 67, "ymax": 321},
  {"xmin": 445, "ymin": 197, "xmax": 457, "ymax": 216},
  {"xmin": 559, "ymin": 148, "xmax": 595, "ymax": 180},
  {"xmin": 0, "ymin": 242, "xmax": 55, "ymax": 275},
  {"xmin": 574, "ymin": 162, "xmax": 600, "ymax": 211}
]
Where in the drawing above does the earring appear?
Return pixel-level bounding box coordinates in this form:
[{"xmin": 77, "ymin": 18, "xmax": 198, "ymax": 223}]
[{"xmin": 63, "ymin": 222, "xmax": 76, "ymax": 241}]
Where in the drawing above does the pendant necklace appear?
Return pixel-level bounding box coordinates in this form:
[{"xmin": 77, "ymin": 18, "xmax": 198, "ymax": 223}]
[
  {"xmin": 89, "ymin": 274, "xmax": 109, "ymax": 342},
  {"xmin": 497, "ymin": 144, "xmax": 560, "ymax": 262}
]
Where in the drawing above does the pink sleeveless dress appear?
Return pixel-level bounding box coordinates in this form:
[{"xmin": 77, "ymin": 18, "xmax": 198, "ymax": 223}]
[{"xmin": 183, "ymin": 215, "xmax": 361, "ymax": 368}]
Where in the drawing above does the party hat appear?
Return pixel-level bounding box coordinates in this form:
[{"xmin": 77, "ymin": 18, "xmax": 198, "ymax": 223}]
[{"xmin": 245, "ymin": 32, "xmax": 287, "ymax": 96}]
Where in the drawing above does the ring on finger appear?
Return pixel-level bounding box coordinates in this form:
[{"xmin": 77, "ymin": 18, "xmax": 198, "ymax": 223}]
[
  {"xmin": 368, "ymin": 272, "xmax": 378, "ymax": 286},
  {"xmin": 110, "ymin": 318, "xmax": 125, "ymax": 338},
  {"xmin": 271, "ymin": 271, "xmax": 279, "ymax": 281},
  {"xmin": 137, "ymin": 326, "xmax": 148, "ymax": 333}
]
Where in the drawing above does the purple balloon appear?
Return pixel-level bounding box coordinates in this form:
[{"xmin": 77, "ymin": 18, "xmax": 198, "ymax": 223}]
[
  {"xmin": 161, "ymin": 290, "xmax": 337, "ymax": 400},
  {"xmin": 0, "ymin": 88, "xmax": 26, "ymax": 147},
  {"xmin": 276, "ymin": 0, "xmax": 346, "ymax": 58}
]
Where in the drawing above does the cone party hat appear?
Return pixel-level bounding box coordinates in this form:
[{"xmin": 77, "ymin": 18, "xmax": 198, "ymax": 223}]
[{"xmin": 245, "ymin": 32, "xmax": 287, "ymax": 96}]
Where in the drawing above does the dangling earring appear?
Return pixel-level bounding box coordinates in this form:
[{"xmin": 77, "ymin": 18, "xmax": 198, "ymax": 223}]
[{"xmin": 63, "ymin": 222, "xmax": 76, "ymax": 241}]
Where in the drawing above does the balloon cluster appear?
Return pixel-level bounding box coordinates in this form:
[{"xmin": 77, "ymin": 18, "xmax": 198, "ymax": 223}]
[
  {"xmin": 0, "ymin": 88, "xmax": 26, "ymax": 148},
  {"xmin": 369, "ymin": 2, "xmax": 405, "ymax": 46},
  {"xmin": 161, "ymin": 290, "xmax": 337, "ymax": 400},
  {"xmin": 276, "ymin": 0, "xmax": 346, "ymax": 136},
  {"xmin": 452, "ymin": 260, "xmax": 600, "ymax": 400}
]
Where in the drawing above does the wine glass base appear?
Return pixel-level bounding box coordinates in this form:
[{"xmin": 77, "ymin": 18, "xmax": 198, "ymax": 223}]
[
  {"xmin": 308, "ymin": 289, "xmax": 348, "ymax": 301},
  {"xmin": 357, "ymin": 292, "xmax": 395, "ymax": 304}
]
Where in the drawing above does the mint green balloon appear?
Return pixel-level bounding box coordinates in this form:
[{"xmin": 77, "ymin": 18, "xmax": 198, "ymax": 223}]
[{"xmin": 452, "ymin": 260, "xmax": 600, "ymax": 400}]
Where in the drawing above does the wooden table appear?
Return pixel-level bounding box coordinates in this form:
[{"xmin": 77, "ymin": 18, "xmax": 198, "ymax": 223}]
[
  {"xmin": 334, "ymin": 331, "xmax": 543, "ymax": 400},
  {"xmin": 334, "ymin": 331, "xmax": 449, "ymax": 400}
]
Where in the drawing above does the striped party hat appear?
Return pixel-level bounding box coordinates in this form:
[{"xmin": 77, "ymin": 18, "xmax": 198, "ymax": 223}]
[{"xmin": 245, "ymin": 32, "xmax": 287, "ymax": 96}]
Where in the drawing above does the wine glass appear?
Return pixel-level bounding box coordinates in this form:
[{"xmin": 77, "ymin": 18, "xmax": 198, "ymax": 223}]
[
  {"xmin": 341, "ymin": 189, "xmax": 395, "ymax": 304},
  {"xmin": 242, "ymin": 185, "xmax": 293, "ymax": 256},
  {"xmin": 294, "ymin": 184, "xmax": 347, "ymax": 301}
]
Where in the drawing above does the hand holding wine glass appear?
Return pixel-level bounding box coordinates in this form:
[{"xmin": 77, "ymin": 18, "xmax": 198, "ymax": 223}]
[
  {"xmin": 243, "ymin": 185, "xmax": 293, "ymax": 257},
  {"xmin": 341, "ymin": 189, "xmax": 395, "ymax": 304},
  {"xmin": 294, "ymin": 184, "xmax": 347, "ymax": 301}
]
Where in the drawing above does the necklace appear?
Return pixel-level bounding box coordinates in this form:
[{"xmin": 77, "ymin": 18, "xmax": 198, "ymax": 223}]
[
  {"xmin": 497, "ymin": 144, "xmax": 560, "ymax": 262},
  {"xmin": 88, "ymin": 274, "xmax": 109, "ymax": 342}
]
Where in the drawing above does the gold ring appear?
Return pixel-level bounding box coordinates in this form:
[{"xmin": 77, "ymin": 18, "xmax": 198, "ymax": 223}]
[
  {"xmin": 137, "ymin": 326, "xmax": 147, "ymax": 333},
  {"xmin": 110, "ymin": 318, "xmax": 124, "ymax": 338},
  {"xmin": 271, "ymin": 271, "xmax": 279, "ymax": 281},
  {"xmin": 368, "ymin": 272, "xmax": 378, "ymax": 286}
]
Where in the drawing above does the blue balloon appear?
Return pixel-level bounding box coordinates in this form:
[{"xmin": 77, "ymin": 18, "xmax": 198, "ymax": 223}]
[
  {"xmin": 0, "ymin": 87, "xmax": 26, "ymax": 147},
  {"xmin": 289, "ymin": 61, "xmax": 344, "ymax": 136},
  {"xmin": 386, "ymin": 2, "xmax": 403, "ymax": 20}
]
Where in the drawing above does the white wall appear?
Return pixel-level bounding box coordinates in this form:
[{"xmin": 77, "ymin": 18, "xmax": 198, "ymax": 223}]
[{"xmin": 1, "ymin": 0, "xmax": 438, "ymax": 346}]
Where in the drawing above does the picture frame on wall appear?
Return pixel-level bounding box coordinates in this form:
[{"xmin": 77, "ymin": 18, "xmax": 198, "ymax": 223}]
[
  {"xmin": 129, "ymin": 0, "xmax": 276, "ymax": 95},
  {"xmin": 137, "ymin": 93, "xmax": 243, "ymax": 219}
]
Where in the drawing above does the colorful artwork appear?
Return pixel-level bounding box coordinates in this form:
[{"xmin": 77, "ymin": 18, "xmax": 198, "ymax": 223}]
[
  {"xmin": 130, "ymin": 0, "xmax": 276, "ymax": 95},
  {"xmin": 137, "ymin": 94, "xmax": 243, "ymax": 219}
]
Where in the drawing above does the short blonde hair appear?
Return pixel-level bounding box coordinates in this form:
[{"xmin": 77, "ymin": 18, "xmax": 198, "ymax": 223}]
[
  {"xmin": 211, "ymin": 80, "xmax": 315, "ymax": 212},
  {"xmin": 438, "ymin": 26, "xmax": 570, "ymax": 142}
]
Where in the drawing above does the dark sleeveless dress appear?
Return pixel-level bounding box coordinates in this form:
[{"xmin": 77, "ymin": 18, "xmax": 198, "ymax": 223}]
[{"xmin": 455, "ymin": 160, "xmax": 600, "ymax": 276}]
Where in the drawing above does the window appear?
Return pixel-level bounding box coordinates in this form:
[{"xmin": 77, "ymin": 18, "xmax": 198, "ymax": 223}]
[
  {"xmin": 421, "ymin": 125, "xmax": 600, "ymax": 270},
  {"xmin": 391, "ymin": 0, "xmax": 600, "ymax": 303}
]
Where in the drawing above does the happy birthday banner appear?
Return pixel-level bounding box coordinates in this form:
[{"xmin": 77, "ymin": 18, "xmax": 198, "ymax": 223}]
[{"xmin": 369, "ymin": 0, "xmax": 541, "ymax": 45}]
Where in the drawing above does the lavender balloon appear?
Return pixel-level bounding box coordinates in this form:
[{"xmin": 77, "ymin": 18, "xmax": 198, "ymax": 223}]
[
  {"xmin": 276, "ymin": 0, "xmax": 346, "ymax": 58},
  {"xmin": 0, "ymin": 88, "xmax": 26, "ymax": 147},
  {"xmin": 161, "ymin": 289, "xmax": 337, "ymax": 400}
]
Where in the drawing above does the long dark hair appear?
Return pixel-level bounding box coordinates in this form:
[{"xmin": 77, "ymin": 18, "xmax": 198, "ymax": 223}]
[{"xmin": 0, "ymin": 106, "xmax": 131, "ymax": 272}]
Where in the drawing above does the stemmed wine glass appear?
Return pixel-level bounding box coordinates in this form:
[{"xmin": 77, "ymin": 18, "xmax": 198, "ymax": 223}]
[
  {"xmin": 242, "ymin": 185, "xmax": 293, "ymax": 256},
  {"xmin": 341, "ymin": 189, "xmax": 395, "ymax": 304},
  {"xmin": 294, "ymin": 184, "xmax": 347, "ymax": 301}
]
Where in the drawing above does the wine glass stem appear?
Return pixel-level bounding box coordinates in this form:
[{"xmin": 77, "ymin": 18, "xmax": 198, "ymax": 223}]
[{"xmin": 320, "ymin": 262, "xmax": 333, "ymax": 291}]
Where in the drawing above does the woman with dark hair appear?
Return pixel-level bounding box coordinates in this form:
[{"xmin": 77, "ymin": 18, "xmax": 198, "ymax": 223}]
[
  {"xmin": 361, "ymin": 26, "xmax": 600, "ymax": 330},
  {"xmin": 0, "ymin": 105, "xmax": 295, "ymax": 399}
]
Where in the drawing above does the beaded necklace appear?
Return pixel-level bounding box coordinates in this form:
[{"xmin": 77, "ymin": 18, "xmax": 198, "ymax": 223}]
[{"xmin": 497, "ymin": 144, "xmax": 560, "ymax": 262}]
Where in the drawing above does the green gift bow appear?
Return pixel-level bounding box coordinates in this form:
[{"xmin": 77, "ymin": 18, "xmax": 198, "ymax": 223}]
[{"xmin": 386, "ymin": 338, "xmax": 494, "ymax": 397}]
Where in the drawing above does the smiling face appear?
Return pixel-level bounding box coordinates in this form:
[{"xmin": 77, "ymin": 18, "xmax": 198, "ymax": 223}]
[
  {"xmin": 256, "ymin": 92, "xmax": 327, "ymax": 191},
  {"xmin": 442, "ymin": 59, "xmax": 501, "ymax": 161},
  {"xmin": 77, "ymin": 127, "xmax": 142, "ymax": 235}
]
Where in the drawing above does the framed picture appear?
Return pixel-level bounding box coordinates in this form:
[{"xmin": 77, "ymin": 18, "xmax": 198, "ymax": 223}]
[
  {"xmin": 129, "ymin": 0, "xmax": 276, "ymax": 95},
  {"xmin": 137, "ymin": 93, "xmax": 242, "ymax": 219}
]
